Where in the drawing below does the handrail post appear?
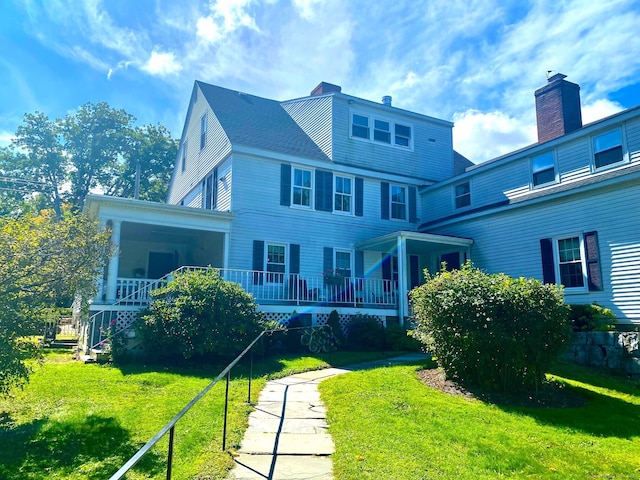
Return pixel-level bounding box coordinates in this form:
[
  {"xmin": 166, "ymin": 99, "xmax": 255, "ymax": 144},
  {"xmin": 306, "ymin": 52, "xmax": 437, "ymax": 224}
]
[
  {"xmin": 222, "ymin": 370, "xmax": 230, "ymax": 450},
  {"xmin": 166, "ymin": 425, "xmax": 175, "ymax": 480},
  {"xmin": 247, "ymin": 350, "xmax": 253, "ymax": 404}
]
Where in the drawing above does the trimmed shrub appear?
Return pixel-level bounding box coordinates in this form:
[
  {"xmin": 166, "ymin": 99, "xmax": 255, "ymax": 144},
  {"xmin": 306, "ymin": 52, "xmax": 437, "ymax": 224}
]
[
  {"xmin": 568, "ymin": 303, "xmax": 616, "ymax": 331},
  {"xmin": 385, "ymin": 323, "xmax": 422, "ymax": 352},
  {"xmin": 411, "ymin": 262, "xmax": 571, "ymax": 393},
  {"xmin": 136, "ymin": 269, "xmax": 266, "ymax": 361},
  {"xmin": 346, "ymin": 314, "xmax": 385, "ymax": 351}
]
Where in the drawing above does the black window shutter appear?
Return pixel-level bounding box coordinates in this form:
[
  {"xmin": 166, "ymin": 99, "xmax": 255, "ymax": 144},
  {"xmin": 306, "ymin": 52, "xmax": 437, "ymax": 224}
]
[
  {"xmin": 355, "ymin": 250, "xmax": 364, "ymax": 278},
  {"xmin": 315, "ymin": 170, "xmax": 333, "ymax": 212},
  {"xmin": 540, "ymin": 238, "xmax": 555, "ymax": 284},
  {"xmin": 409, "ymin": 186, "xmax": 417, "ymax": 223},
  {"xmin": 355, "ymin": 177, "xmax": 364, "ymax": 217},
  {"xmin": 290, "ymin": 244, "xmax": 300, "ymax": 274},
  {"xmin": 252, "ymin": 240, "xmax": 264, "ymax": 285},
  {"xmin": 323, "ymin": 247, "xmax": 334, "ymax": 273},
  {"xmin": 584, "ymin": 231, "xmax": 603, "ymax": 291},
  {"xmin": 410, "ymin": 255, "xmax": 420, "ymax": 289},
  {"xmin": 280, "ymin": 164, "xmax": 291, "ymax": 206},
  {"xmin": 381, "ymin": 182, "xmax": 389, "ymax": 219}
]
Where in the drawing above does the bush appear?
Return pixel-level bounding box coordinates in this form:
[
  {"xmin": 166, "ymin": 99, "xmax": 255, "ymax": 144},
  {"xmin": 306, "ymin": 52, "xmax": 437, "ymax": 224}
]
[
  {"xmin": 411, "ymin": 262, "xmax": 571, "ymax": 393},
  {"xmin": 568, "ymin": 303, "xmax": 616, "ymax": 331},
  {"xmin": 346, "ymin": 314, "xmax": 385, "ymax": 351},
  {"xmin": 385, "ymin": 323, "xmax": 422, "ymax": 351},
  {"xmin": 136, "ymin": 269, "xmax": 266, "ymax": 361}
]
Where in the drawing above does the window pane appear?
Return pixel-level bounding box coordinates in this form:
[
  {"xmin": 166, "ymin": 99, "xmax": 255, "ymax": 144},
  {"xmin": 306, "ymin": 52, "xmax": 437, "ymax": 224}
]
[
  {"xmin": 560, "ymin": 263, "xmax": 584, "ymax": 288},
  {"xmin": 352, "ymin": 114, "xmax": 369, "ymax": 139},
  {"xmin": 374, "ymin": 120, "xmax": 391, "ymax": 143},
  {"xmin": 593, "ymin": 130, "xmax": 623, "ymax": 168},
  {"xmin": 593, "ymin": 130, "xmax": 621, "ymax": 152},
  {"xmin": 595, "ymin": 146, "xmax": 623, "ymax": 168},
  {"xmin": 335, "ymin": 251, "xmax": 352, "ymax": 277},
  {"xmin": 267, "ymin": 245, "xmax": 285, "ymax": 283},
  {"xmin": 533, "ymin": 168, "xmax": 556, "ymax": 186},
  {"xmin": 395, "ymin": 124, "xmax": 411, "ymax": 146},
  {"xmin": 557, "ymin": 236, "xmax": 584, "ymax": 288}
]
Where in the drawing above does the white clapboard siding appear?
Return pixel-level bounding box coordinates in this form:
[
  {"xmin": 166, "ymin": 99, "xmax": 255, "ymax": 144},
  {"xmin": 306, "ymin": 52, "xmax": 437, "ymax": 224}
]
[{"xmin": 282, "ymin": 95, "xmax": 333, "ymax": 160}]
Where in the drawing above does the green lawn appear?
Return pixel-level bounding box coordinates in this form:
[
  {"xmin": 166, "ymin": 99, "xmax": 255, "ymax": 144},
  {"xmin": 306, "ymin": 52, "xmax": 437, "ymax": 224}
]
[
  {"xmin": 319, "ymin": 359, "xmax": 640, "ymax": 479},
  {"xmin": 0, "ymin": 349, "xmax": 387, "ymax": 479}
]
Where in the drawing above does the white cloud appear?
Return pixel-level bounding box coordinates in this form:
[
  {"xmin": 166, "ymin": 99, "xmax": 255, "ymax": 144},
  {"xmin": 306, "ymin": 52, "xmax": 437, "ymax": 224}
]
[
  {"xmin": 581, "ymin": 99, "xmax": 624, "ymax": 125},
  {"xmin": 196, "ymin": 0, "xmax": 260, "ymax": 45},
  {"xmin": 452, "ymin": 109, "xmax": 536, "ymax": 164},
  {"xmin": 0, "ymin": 131, "xmax": 15, "ymax": 147},
  {"xmin": 292, "ymin": 0, "xmax": 325, "ymax": 20},
  {"xmin": 142, "ymin": 50, "xmax": 183, "ymax": 77}
]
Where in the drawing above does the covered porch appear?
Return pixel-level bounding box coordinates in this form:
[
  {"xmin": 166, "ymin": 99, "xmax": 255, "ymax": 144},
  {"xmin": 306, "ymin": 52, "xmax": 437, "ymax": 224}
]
[{"xmin": 355, "ymin": 230, "xmax": 474, "ymax": 323}]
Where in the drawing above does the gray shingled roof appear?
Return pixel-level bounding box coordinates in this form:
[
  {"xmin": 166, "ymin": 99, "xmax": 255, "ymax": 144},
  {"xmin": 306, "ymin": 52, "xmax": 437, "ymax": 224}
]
[{"xmin": 197, "ymin": 81, "xmax": 329, "ymax": 162}]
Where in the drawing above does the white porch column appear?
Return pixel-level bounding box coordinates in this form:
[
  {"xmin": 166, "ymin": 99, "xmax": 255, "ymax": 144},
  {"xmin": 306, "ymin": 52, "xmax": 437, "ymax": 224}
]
[
  {"xmin": 105, "ymin": 220, "xmax": 122, "ymax": 302},
  {"xmin": 397, "ymin": 234, "xmax": 408, "ymax": 326},
  {"xmin": 223, "ymin": 232, "xmax": 230, "ymax": 270}
]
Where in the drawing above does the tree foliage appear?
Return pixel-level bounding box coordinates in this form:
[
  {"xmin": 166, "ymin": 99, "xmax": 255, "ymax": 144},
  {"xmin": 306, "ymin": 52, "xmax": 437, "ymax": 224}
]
[
  {"xmin": 2, "ymin": 102, "xmax": 178, "ymax": 214},
  {"xmin": 411, "ymin": 262, "xmax": 571, "ymax": 393},
  {"xmin": 0, "ymin": 211, "xmax": 111, "ymax": 394},
  {"xmin": 137, "ymin": 269, "xmax": 267, "ymax": 361}
]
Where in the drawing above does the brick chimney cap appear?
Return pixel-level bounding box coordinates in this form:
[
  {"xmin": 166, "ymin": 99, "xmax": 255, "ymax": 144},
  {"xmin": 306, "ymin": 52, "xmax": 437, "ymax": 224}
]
[
  {"xmin": 310, "ymin": 81, "xmax": 342, "ymax": 96},
  {"xmin": 547, "ymin": 72, "xmax": 567, "ymax": 83}
]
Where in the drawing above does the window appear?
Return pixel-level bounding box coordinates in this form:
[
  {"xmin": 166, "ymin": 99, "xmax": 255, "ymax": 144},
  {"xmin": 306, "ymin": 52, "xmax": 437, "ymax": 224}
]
[
  {"xmin": 395, "ymin": 123, "xmax": 411, "ymax": 147},
  {"xmin": 335, "ymin": 250, "xmax": 352, "ymax": 278},
  {"xmin": 180, "ymin": 141, "xmax": 187, "ymax": 172},
  {"xmin": 593, "ymin": 129, "xmax": 623, "ymax": 169},
  {"xmin": 352, "ymin": 114, "xmax": 369, "ymax": 139},
  {"xmin": 292, "ymin": 168, "xmax": 312, "ymax": 207},
  {"xmin": 200, "ymin": 114, "xmax": 207, "ymax": 150},
  {"xmin": 373, "ymin": 119, "xmax": 391, "ymax": 143},
  {"xmin": 531, "ymin": 151, "xmax": 556, "ymax": 187},
  {"xmin": 390, "ymin": 185, "xmax": 407, "ymax": 220},
  {"xmin": 556, "ymin": 236, "xmax": 586, "ymax": 289},
  {"xmin": 334, "ymin": 175, "xmax": 352, "ymax": 213},
  {"xmin": 202, "ymin": 169, "xmax": 217, "ymax": 210},
  {"xmin": 454, "ymin": 182, "xmax": 470, "ymax": 209},
  {"xmin": 266, "ymin": 244, "xmax": 286, "ymax": 283}
]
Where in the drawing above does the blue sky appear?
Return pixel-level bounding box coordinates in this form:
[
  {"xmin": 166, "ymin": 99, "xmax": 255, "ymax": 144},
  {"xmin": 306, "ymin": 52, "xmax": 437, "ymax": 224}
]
[{"xmin": 1, "ymin": 0, "xmax": 640, "ymax": 163}]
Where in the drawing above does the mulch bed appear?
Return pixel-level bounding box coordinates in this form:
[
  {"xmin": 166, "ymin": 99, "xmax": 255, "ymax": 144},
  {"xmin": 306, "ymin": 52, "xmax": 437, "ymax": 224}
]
[{"xmin": 417, "ymin": 368, "xmax": 588, "ymax": 408}]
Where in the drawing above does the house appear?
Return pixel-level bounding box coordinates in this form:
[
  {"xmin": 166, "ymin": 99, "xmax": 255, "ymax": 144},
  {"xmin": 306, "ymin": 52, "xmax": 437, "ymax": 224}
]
[{"xmin": 80, "ymin": 74, "xmax": 640, "ymax": 352}]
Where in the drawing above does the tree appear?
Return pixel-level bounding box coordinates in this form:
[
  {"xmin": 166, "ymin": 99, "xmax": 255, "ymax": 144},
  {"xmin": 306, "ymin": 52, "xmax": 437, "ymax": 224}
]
[
  {"xmin": 0, "ymin": 211, "xmax": 111, "ymax": 394},
  {"xmin": 411, "ymin": 262, "xmax": 571, "ymax": 393},
  {"xmin": 113, "ymin": 124, "xmax": 178, "ymax": 202},
  {"xmin": 61, "ymin": 102, "xmax": 135, "ymax": 210},
  {"xmin": 6, "ymin": 102, "xmax": 178, "ymax": 214},
  {"xmin": 137, "ymin": 269, "xmax": 267, "ymax": 361},
  {"xmin": 12, "ymin": 112, "xmax": 67, "ymax": 216}
]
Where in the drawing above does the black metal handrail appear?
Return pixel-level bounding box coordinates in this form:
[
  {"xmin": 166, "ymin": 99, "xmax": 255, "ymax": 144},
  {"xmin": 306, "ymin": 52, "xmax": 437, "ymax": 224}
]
[{"xmin": 108, "ymin": 325, "xmax": 330, "ymax": 480}]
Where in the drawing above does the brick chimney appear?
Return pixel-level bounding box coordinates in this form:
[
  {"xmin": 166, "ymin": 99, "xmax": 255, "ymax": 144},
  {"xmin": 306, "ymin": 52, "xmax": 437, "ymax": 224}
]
[
  {"xmin": 534, "ymin": 73, "xmax": 582, "ymax": 142},
  {"xmin": 310, "ymin": 81, "xmax": 341, "ymax": 96}
]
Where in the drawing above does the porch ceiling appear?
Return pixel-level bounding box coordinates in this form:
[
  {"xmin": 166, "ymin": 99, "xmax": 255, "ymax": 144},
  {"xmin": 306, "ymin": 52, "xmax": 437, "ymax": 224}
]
[{"xmin": 355, "ymin": 230, "xmax": 473, "ymax": 254}]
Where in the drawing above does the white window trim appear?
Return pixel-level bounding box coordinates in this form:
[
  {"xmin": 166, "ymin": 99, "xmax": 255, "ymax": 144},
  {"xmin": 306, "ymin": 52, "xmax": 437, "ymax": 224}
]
[
  {"xmin": 530, "ymin": 150, "xmax": 558, "ymax": 189},
  {"xmin": 334, "ymin": 248, "xmax": 354, "ymax": 279},
  {"xmin": 333, "ymin": 174, "xmax": 354, "ymax": 215},
  {"xmin": 349, "ymin": 110, "xmax": 414, "ymax": 151},
  {"xmin": 265, "ymin": 242, "xmax": 287, "ymax": 284},
  {"xmin": 453, "ymin": 181, "xmax": 471, "ymax": 210},
  {"xmin": 291, "ymin": 167, "xmax": 314, "ymax": 209},
  {"xmin": 390, "ymin": 184, "xmax": 408, "ymax": 220},
  {"xmin": 553, "ymin": 233, "xmax": 588, "ymax": 294},
  {"xmin": 591, "ymin": 127, "xmax": 627, "ymax": 172}
]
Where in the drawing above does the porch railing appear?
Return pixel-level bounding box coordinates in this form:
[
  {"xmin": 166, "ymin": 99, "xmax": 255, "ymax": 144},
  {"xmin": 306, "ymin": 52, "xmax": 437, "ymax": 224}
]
[{"xmin": 111, "ymin": 269, "xmax": 398, "ymax": 308}]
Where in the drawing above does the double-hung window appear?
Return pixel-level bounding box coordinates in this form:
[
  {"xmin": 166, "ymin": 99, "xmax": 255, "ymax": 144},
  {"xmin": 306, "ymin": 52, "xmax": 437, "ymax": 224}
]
[
  {"xmin": 390, "ymin": 185, "xmax": 407, "ymax": 220},
  {"xmin": 200, "ymin": 114, "xmax": 207, "ymax": 150},
  {"xmin": 180, "ymin": 140, "xmax": 187, "ymax": 172},
  {"xmin": 555, "ymin": 235, "xmax": 588, "ymax": 291},
  {"xmin": 266, "ymin": 243, "xmax": 286, "ymax": 284},
  {"xmin": 374, "ymin": 119, "xmax": 391, "ymax": 143},
  {"xmin": 335, "ymin": 250, "xmax": 352, "ymax": 278},
  {"xmin": 395, "ymin": 123, "xmax": 411, "ymax": 147},
  {"xmin": 593, "ymin": 129, "xmax": 623, "ymax": 169},
  {"xmin": 202, "ymin": 169, "xmax": 217, "ymax": 210},
  {"xmin": 292, "ymin": 168, "xmax": 312, "ymax": 207},
  {"xmin": 334, "ymin": 175, "xmax": 353, "ymax": 214},
  {"xmin": 531, "ymin": 151, "xmax": 556, "ymax": 187},
  {"xmin": 454, "ymin": 181, "xmax": 471, "ymax": 209},
  {"xmin": 352, "ymin": 114, "xmax": 370, "ymax": 139}
]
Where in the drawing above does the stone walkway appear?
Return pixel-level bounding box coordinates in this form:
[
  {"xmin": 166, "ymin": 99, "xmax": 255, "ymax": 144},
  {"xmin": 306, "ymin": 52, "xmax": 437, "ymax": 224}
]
[{"xmin": 227, "ymin": 353, "xmax": 428, "ymax": 480}]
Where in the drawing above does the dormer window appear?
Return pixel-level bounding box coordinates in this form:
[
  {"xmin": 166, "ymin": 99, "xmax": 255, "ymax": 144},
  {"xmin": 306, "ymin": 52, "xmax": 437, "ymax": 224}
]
[
  {"xmin": 351, "ymin": 114, "xmax": 369, "ymax": 139},
  {"xmin": 593, "ymin": 129, "xmax": 623, "ymax": 169},
  {"xmin": 531, "ymin": 151, "xmax": 557, "ymax": 187},
  {"xmin": 374, "ymin": 120, "xmax": 391, "ymax": 143},
  {"xmin": 395, "ymin": 124, "xmax": 411, "ymax": 147},
  {"xmin": 454, "ymin": 182, "xmax": 471, "ymax": 209}
]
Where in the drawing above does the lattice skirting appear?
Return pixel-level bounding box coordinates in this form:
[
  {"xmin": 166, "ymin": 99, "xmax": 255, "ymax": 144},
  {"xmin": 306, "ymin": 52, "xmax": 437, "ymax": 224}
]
[{"xmin": 263, "ymin": 311, "xmax": 385, "ymax": 331}]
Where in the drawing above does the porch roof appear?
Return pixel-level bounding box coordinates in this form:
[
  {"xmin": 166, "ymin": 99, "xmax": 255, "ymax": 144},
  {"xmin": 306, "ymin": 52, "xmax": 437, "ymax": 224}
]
[
  {"xmin": 84, "ymin": 194, "xmax": 233, "ymax": 232},
  {"xmin": 355, "ymin": 230, "xmax": 473, "ymax": 254}
]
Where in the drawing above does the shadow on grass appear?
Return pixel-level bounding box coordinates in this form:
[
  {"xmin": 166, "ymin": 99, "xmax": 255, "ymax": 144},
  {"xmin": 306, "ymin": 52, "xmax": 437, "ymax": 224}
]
[
  {"xmin": 499, "ymin": 363, "xmax": 640, "ymax": 439},
  {"xmin": 0, "ymin": 413, "xmax": 165, "ymax": 479}
]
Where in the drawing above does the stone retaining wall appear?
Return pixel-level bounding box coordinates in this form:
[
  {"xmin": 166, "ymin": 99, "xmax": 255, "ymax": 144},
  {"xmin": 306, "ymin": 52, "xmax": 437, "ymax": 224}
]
[{"xmin": 565, "ymin": 332, "xmax": 640, "ymax": 378}]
